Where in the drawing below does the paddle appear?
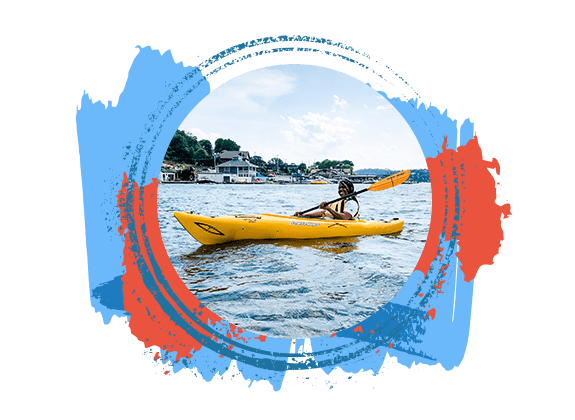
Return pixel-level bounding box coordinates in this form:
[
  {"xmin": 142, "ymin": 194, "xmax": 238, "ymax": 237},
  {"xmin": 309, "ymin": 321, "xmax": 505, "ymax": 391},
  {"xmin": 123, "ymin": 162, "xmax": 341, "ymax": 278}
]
[{"xmin": 297, "ymin": 170, "xmax": 411, "ymax": 215}]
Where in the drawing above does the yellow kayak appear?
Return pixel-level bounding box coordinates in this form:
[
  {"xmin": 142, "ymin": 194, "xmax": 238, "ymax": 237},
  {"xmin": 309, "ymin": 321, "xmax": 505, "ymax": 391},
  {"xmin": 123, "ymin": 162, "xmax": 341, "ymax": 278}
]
[{"xmin": 174, "ymin": 212, "xmax": 404, "ymax": 245}]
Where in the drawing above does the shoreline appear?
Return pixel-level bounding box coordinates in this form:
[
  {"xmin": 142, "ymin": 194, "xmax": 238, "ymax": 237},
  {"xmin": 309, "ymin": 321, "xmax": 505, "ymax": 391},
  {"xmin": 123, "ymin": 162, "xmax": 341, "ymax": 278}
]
[{"xmin": 159, "ymin": 181, "xmax": 430, "ymax": 185}]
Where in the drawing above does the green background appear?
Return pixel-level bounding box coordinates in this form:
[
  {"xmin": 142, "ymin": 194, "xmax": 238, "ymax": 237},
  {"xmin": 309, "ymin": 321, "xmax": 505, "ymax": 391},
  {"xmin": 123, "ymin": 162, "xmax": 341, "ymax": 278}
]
[{"xmin": 5, "ymin": 1, "xmax": 573, "ymax": 418}]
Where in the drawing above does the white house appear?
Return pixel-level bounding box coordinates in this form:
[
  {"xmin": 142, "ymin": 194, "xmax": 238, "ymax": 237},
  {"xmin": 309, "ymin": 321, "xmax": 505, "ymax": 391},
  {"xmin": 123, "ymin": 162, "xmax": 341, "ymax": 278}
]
[{"xmin": 197, "ymin": 156, "xmax": 258, "ymax": 183}]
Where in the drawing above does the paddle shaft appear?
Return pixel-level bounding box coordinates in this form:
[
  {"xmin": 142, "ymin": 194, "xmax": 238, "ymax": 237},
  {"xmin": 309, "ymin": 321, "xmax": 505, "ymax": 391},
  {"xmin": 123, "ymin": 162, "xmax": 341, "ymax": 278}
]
[{"xmin": 298, "ymin": 187, "xmax": 368, "ymax": 215}]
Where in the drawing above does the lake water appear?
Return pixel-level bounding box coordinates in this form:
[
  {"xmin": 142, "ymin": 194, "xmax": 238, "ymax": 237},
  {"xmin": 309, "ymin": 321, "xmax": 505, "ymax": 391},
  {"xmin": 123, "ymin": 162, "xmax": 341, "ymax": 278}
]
[{"xmin": 157, "ymin": 182, "xmax": 431, "ymax": 338}]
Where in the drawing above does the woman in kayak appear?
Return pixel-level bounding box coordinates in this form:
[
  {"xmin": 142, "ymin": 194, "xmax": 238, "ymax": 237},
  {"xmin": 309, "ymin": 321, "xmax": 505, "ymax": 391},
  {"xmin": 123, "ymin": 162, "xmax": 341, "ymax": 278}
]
[{"xmin": 294, "ymin": 179, "xmax": 360, "ymax": 220}]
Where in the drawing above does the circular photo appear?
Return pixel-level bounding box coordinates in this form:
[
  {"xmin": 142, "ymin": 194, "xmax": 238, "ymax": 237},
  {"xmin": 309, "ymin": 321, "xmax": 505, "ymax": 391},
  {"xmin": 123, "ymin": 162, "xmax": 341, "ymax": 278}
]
[{"xmin": 157, "ymin": 65, "xmax": 431, "ymax": 338}]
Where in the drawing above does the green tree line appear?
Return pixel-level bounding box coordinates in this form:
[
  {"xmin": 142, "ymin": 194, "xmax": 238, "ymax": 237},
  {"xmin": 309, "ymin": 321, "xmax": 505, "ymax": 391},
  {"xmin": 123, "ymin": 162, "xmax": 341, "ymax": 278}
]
[
  {"xmin": 164, "ymin": 130, "xmax": 355, "ymax": 176},
  {"xmin": 164, "ymin": 130, "xmax": 241, "ymax": 165},
  {"xmin": 313, "ymin": 159, "xmax": 354, "ymax": 171}
]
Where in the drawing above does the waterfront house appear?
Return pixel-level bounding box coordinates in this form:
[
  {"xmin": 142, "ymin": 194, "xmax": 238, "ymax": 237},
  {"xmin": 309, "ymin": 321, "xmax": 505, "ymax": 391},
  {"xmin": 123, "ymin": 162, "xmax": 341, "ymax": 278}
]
[
  {"xmin": 217, "ymin": 156, "xmax": 258, "ymax": 182},
  {"xmin": 197, "ymin": 156, "xmax": 258, "ymax": 183}
]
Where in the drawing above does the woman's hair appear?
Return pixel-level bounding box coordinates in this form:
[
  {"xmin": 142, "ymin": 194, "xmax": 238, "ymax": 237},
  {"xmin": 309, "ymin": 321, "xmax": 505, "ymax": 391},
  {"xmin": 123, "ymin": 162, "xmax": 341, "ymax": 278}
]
[{"xmin": 339, "ymin": 179, "xmax": 354, "ymax": 194}]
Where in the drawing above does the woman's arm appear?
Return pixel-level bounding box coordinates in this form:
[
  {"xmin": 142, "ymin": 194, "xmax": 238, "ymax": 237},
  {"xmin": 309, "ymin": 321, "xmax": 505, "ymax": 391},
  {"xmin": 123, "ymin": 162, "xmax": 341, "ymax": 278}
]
[
  {"xmin": 294, "ymin": 202, "xmax": 352, "ymax": 220},
  {"xmin": 319, "ymin": 202, "xmax": 352, "ymax": 220},
  {"xmin": 293, "ymin": 209, "xmax": 325, "ymax": 218}
]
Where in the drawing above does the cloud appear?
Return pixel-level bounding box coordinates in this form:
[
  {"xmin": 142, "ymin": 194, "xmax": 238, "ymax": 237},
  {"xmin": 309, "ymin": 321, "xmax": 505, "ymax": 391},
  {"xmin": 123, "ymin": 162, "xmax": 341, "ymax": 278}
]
[
  {"xmin": 182, "ymin": 127, "xmax": 221, "ymax": 142},
  {"xmin": 280, "ymin": 112, "xmax": 358, "ymax": 161},
  {"xmin": 376, "ymin": 105, "xmax": 391, "ymax": 111},
  {"xmin": 207, "ymin": 68, "xmax": 296, "ymax": 113},
  {"xmin": 332, "ymin": 94, "xmax": 347, "ymax": 111}
]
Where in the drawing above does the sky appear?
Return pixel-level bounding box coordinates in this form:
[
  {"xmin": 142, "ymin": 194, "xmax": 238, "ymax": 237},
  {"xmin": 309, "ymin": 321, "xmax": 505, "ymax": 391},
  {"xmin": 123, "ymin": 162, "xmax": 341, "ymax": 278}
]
[{"xmin": 179, "ymin": 65, "xmax": 427, "ymax": 170}]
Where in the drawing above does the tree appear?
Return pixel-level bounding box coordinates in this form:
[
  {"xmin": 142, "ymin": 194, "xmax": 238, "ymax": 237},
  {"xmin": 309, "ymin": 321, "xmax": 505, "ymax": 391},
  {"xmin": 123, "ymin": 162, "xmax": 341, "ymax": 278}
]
[
  {"xmin": 267, "ymin": 157, "xmax": 285, "ymax": 173},
  {"xmin": 214, "ymin": 138, "xmax": 241, "ymax": 153},
  {"xmin": 250, "ymin": 155, "xmax": 266, "ymax": 168},
  {"xmin": 164, "ymin": 130, "xmax": 197, "ymax": 163},
  {"xmin": 193, "ymin": 145, "xmax": 209, "ymax": 160},
  {"xmin": 198, "ymin": 139, "xmax": 213, "ymax": 157}
]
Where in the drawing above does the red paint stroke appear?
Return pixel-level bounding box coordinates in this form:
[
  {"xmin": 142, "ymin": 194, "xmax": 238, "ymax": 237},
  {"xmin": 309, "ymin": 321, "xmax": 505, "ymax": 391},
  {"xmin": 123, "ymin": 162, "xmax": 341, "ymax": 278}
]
[
  {"xmin": 434, "ymin": 280, "xmax": 446, "ymax": 290},
  {"xmin": 418, "ymin": 293, "xmax": 424, "ymax": 297},
  {"xmin": 254, "ymin": 335, "xmax": 266, "ymax": 343},
  {"xmin": 427, "ymin": 308, "xmax": 436, "ymax": 320},
  {"xmin": 389, "ymin": 343, "xmax": 394, "ymax": 348},
  {"xmin": 118, "ymin": 175, "xmax": 224, "ymax": 361},
  {"xmin": 330, "ymin": 333, "xmax": 337, "ymax": 338},
  {"xmin": 415, "ymin": 136, "xmax": 511, "ymax": 282},
  {"xmin": 354, "ymin": 326, "xmax": 363, "ymax": 333},
  {"xmin": 153, "ymin": 352, "xmax": 161, "ymax": 360},
  {"xmin": 375, "ymin": 350, "xmax": 380, "ymax": 354},
  {"xmin": 164, "ymin": 371, "xmax": 170, "ymax": 375}
]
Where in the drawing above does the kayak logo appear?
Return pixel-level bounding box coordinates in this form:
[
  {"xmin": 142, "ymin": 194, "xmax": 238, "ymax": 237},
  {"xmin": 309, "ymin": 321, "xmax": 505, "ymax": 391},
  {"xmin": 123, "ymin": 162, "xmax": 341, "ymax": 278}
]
[
  {"xmin": 290, "ymin": 221, "xmax": 320, "ymax": 227},
  {"xmin": 195, "ymin": 222, "xmax": 225, "ymax": 236},
  {"xmin": 327, "ymin": 223, "xmax": 348, "ymax": 229}
]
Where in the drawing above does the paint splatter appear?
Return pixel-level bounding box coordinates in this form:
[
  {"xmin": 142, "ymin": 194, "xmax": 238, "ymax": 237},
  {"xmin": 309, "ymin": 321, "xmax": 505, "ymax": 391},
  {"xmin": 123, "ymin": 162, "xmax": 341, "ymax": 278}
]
[{"xmin": 415, "ymin": 136, "xmax": 511, "ymax": 282}]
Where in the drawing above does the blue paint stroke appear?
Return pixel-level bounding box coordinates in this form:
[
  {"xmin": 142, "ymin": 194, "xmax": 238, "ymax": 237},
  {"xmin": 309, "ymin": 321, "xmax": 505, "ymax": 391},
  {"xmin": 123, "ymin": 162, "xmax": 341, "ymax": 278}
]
[
  {"xmin": 77, "ymin": 46, "xmax": 210, "ymax": 323},
  {"xmin": 91, "ymin": 275, "xmax": 125, "ymax": 311},
  {"xmin": 77, "ymin": 38, "xmax": 478, "ymax": 389}
]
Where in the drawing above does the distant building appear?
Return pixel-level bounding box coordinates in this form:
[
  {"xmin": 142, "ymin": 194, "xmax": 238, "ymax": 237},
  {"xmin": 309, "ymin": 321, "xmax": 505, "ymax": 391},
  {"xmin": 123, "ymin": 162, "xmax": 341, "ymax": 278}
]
[
  {"xmin": 160, "ymin": 170, "xmax": 177, "ymax": 182},
  {"xmin": 346, "ymin": 174, "xmax": 378, "ymax": 183},
  {"xmin": 309, "ymin": 168, "xmax": 352, "ymax": 179},
  {"xmin": 284, "ymin": 163, "xmax": 299, "ymax": 172}
]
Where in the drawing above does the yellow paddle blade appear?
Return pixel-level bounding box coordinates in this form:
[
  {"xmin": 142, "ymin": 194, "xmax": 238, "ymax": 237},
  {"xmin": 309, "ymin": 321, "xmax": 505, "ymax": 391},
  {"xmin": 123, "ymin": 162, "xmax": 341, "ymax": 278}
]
[{"xmin": 368, "ymin": 170, "xmax": 411, "ymax": 191}]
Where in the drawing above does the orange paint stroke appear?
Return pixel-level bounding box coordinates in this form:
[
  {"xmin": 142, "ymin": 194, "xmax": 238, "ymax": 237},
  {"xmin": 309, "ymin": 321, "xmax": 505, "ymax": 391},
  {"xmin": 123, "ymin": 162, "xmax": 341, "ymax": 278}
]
[{"xmin": 414, "ymin": 136, "xmax": 511, "ymax": 282}]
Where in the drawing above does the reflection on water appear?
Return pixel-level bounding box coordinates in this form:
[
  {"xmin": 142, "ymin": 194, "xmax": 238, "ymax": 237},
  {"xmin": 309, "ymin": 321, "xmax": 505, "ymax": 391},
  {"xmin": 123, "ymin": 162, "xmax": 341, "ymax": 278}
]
[{"xmin": 158, "ymin": 183, "xmax": 431, "ymax": 338}]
